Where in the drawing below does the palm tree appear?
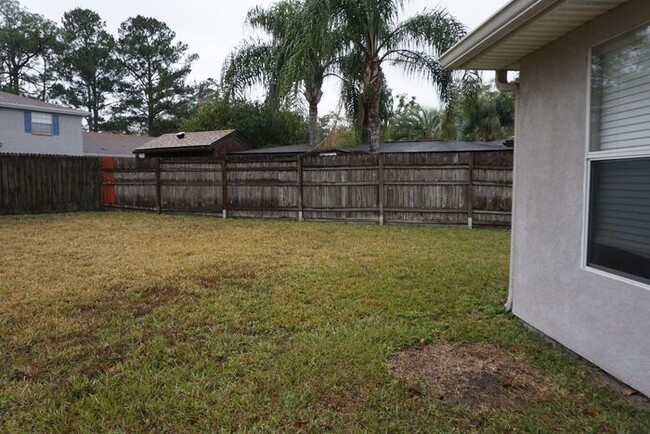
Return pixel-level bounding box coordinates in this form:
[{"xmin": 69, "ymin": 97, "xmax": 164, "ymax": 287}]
[
  {"xmin": 390, "ymin": 103, "xmax": 442, "ymax": 141},
  {"xmin": 222, "ymin": 0, "xmax": 341, "ymax": 148},
  {"xmin": 441, "ymin": 75, "xmax": 515, "ymax": 142},
  {"xmin": 332, "ymin": 0, "xmax": 465, "ymax": 152}
]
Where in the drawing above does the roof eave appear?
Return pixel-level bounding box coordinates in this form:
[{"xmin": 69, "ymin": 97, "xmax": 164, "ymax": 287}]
[
  {"xmin": 133, "ymin": 144, "xmax": 215, "ymax": 154},
  {"xmin": 0, "ymin": 101, "xmax": 90, "ymax": 117},
  {"xmin": 440, "ymin": 0, "xmax": 561, "ymax": 70}
]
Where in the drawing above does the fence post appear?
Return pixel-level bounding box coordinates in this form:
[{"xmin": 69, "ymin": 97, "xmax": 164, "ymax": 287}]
[
  {"xmin": 155, "ymin": 157, "xmax": 162, "ymax": 214},
  {"xmin": 297, "ymin": 155, "xmax": 304, "ymax": 222},
  {"xmin": 222, "ymin": 157, "xmax": 228, "ymax": 219},
  {"xmin": 467, "ymin": 153, "xmax": 474, "ymax": 228},
  {"xmin": 378, "ymin": 153, "xmax": 385, "ymax": 225}
]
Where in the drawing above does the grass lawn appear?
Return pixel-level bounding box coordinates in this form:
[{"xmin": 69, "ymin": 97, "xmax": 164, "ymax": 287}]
[{"xmin": 1, "ymin": 213, "xmax": 648, "ymax": 432}]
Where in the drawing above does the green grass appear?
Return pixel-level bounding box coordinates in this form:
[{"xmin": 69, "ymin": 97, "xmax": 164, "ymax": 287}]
[{"xmin": 0, "ymin": 212, "xmax": 648, "ymax": 432}]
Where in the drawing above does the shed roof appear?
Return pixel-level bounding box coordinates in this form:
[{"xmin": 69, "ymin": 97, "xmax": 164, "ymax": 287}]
[
  {"xmin": 439, "ymin": 0, "xmax": 630, "ymax": 70},
  {"xmin": 232, "ymin": 139, "xmax": 512, "ymax": 156},
  {"xmin": 134, "ymin": 130, "xmax": 241, "ymax": 153},
  {"xmin": 232, "ymin": 143, "xmax": 315, "ymax": 155},
  {"xmin": 343, "ymin": 140, "xmax": 511, "ymax": 153},
  {"xmin": 0, "ymin": 90, "xmax": 89, "ymax": 116},
  {"xmin": 83, "ymin": 132, "xmax": 152, "ymax": 157}
]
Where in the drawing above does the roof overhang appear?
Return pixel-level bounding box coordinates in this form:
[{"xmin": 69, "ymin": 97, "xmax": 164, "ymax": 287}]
[
  {"xmin": 0, "ymin": 101, "xmax": 89, "ymax": 117},
  {"xmin": 134, "ymin": 144, "xmax": 215, "ymax": 154},
  {"xmin": 440, "ymin": 0, "xmax": 630, "ymax": 71}
]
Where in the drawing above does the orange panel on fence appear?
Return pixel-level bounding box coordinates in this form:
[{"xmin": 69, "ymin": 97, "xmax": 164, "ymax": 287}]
[{"xmin": 101, "ymin": 157, "xmax": 116, "ymax": 206}]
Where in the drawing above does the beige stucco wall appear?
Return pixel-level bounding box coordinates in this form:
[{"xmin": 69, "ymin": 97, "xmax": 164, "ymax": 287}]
[{"xmin": 512, "ymin": 0, "xmax": 650, "ymax": 396}]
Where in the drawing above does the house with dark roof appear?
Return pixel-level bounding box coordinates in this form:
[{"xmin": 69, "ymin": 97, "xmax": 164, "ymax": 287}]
[
  {"xmin": 83, "ymin": 132, "xmax": 152, "ymax": 158},
  {"xmin": 440, "ymin": 0, "xmax": 650, "ymax": 396},
  {"xmin": 0, "ymin": 91, "xmax": 88, "ymax": 156},
  {"xmin": 134, "ymin": 130, "xmax": 253, "ymax": 159}
]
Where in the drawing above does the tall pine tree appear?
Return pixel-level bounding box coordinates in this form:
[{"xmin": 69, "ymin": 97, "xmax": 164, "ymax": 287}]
[
  {"xmin": 114, "ymin": 16, "xmax": 197, "ymax": 135},
  {"xmin": 52, "ymin": 8, "xmax": 119, "ymax": 131}
]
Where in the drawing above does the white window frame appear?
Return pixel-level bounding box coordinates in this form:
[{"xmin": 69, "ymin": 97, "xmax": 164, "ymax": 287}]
[{"xmin": 582, "ymin": 22, "xmax": 650, "ymax": 291}]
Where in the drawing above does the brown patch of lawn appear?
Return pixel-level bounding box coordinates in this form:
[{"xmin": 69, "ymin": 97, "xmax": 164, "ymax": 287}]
[{"xmin": 388, "ymin": 341, "xmax": 559, "ymax": 411}]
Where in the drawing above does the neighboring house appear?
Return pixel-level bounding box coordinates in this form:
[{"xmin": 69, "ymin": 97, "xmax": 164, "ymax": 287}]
[
  {"xmin": 441, "ymin": 0, "xmax": 649, "ymax": 396},
  {"xmin": 231, "ymin": 139, "xmax": 512, "ymax": 159},
  {"xmin": 83, "ymin": 132, "xmax": 152, "ymax": 158},
  {"xmin": 134, "ymin": 130, "xmax": 253, "ymax": 159},
  {"xmin": 0, "ymin": 91, "xmax": 88, "ymax": 156}
]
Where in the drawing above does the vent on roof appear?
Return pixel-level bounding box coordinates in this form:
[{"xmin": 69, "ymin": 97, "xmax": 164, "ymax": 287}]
[{"xmin": 176, "ymin": 132, "xmax": 186, "ymax": 139}]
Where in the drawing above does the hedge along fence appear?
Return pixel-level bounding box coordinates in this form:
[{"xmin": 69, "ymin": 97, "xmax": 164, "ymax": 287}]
[
  {"xmin": 102, "ymin": 151, "xmax": 513, "ymax": 227},
  {"xmin": 0, "ymin": 153, "xmax": 102, "ymax": 215}
]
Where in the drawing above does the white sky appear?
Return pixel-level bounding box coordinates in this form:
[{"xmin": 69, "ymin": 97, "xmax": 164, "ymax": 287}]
[{"xmin": 21, "ymin": 0, "xmax": 509, "ymax": 113}]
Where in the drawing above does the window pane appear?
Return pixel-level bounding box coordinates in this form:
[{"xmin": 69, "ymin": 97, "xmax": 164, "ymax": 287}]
[
  {"xmin": 30, "ymin": 112, "xmax": 53, "ymax": 135},
  {"xmin": 31, "ymin": 112, "xmax": 52, "ymax": 125},
  {"xmin": 588, "ymin": 158, "xmax": 650, "ymax": 284},
  {"xmin": 591, "ymin": 24, "xmax": 650, "ymax": 151},
  {"xmin": 31, "ymin": 123, "xmax": 53, "ymax": 135}
]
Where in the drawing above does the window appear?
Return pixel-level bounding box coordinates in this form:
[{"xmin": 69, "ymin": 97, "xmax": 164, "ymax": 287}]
[
  {"xmin": 24, "ymin": 111, "xmax": 59, "ymax": 136},
  {"xmin": 587, "ymin": 23, "xmax": 650, "ymax": 285}
]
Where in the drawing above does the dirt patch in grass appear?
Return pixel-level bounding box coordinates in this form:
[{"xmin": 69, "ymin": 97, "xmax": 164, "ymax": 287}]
[
  {"xmin": 388, "ymin": 341, "xmax": 557, "ymax": 411},
  {"xmin": 74, "ymin": 284, "xmax": 181, "ymax": 320},
  {"xmin": 320, "ymin": 386, "xmax": 366, "ymax": 415},
  {"xmin": 133, "ymin": 284, "xmax": 180, "ymax": 317}
]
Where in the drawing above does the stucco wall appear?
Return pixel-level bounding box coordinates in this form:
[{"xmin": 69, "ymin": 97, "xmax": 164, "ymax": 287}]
[
  {"xmin": 512, "ymin": 0, "xmax": 650, "ymax": 396},
  {"xmin": 0, "ymin": 108, "xmax": 84, "ymax": 156}
]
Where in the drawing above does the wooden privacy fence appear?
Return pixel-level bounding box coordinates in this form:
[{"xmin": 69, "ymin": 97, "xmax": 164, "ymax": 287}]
[
  {"xmin": 0, "ymin": 154, "xmax": 102, "ymax": 215},
  {"xmin": 102, "ymin": 151, "xmax": 513, "ymax": 227}
]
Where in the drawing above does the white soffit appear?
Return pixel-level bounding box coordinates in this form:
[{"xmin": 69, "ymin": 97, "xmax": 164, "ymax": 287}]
[{"xmin": 440, "ymin": 0, "xmax": 630, "ymax": 71}]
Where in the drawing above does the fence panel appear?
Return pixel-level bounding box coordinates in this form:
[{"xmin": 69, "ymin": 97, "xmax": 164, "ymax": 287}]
[
  {"xmin": 302, "ymin": 154, "xmax": 379, "ymax": 223},
  {"xmin": 226, "ymin": 159, "xmax": 299, "ymax": 220},
  {"xmin": 0, "ymin": 154, "xmax": 101, "ymax": 215},
  {"xmin": 382, "ymin": 153, "xmax": 469, "ymax": 225},
  {"xmin": 103, "ymin": 157, "xmax": 157, "ymax": 211},
  {"xmin": 471, "ymin": 152, "xmax": 513, "ymax": 227},
  {"xmin": 160, "ymin": 160, "xmax": 223, "ymax": 213}
]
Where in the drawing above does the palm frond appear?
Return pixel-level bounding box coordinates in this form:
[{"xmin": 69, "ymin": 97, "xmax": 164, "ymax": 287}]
[{"xmin": 221, "ymin": 40, "xmax": 273, "ymax": 100}]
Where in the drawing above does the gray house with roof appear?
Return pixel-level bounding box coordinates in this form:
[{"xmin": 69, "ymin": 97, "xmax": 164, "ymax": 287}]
[
  {"xmin": 441, "ymin": 0, "xmax": 649, "ymax": 396},
  {"xmin": 0, "ymin": 91, "xmax": 88, "ymax": 156}
]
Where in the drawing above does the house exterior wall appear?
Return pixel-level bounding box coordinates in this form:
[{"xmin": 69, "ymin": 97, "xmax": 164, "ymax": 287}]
[
  {"xmin": 512, "ymin": 0, "xmax": 650, "ymax": 396},
  {"xmin": 0, "ymin": 108, "xmax": 84, "ymax": 156}
]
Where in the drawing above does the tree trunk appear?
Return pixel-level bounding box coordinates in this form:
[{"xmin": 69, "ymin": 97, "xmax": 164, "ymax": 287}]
[
  {"xmin": 364, "ymin": 60, "xmax": 383, "ymax": 153},
  {"xmin": 368, "ymin": 98, "xmax": 381, "ymax": 153},
  {"xmin": 308, "ymin": 100, "xmax": 319, "ymax": 149},
  {"xmin": 304, "ymin": 82, "xmax": 323, "ymax": 149}
]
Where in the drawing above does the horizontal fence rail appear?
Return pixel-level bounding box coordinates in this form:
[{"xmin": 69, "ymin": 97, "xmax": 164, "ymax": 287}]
[
  {"xmin": 101, "ymin": 151, "xmax": 513, "ymax": 227},
  {"xmin": 0, "ymin": 153, "xmax": 102, "ymax": 215}
]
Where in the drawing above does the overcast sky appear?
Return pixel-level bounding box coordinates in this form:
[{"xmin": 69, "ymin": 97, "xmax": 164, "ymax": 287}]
[{"xmin": 21, "ymin": 0, "xmax": 509, "ymax": 113}]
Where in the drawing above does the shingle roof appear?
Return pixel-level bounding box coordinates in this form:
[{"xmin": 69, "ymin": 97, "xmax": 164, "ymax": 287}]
[
  {"xmin": 135, "ymin": 130, "xmax": 238, "ymax": 152},
  {"xmin": 232, "ymin": 143, "xmax": 314, "ymax": 155},
  {"xmin": 0, "ymin": 91, "xmax": 89, "ymax": 116},
  {"xmin": 232, "ymin": 139, "xmax": 512, "ymax": 156},
  {"xmin": 343, "ymin": 140, "xmax": 512, "ymax": 153},
  {"xmin": 83, "ymin": 132, "xmax": 152, "ymax": 157}
]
